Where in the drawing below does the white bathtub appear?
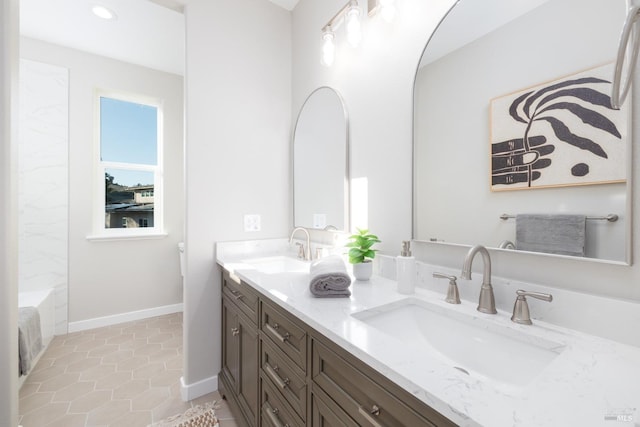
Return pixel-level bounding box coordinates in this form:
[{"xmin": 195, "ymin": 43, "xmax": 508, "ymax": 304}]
[{"xmin": 18, "ymin": 289, "xmax": 55, "ymax": 386}]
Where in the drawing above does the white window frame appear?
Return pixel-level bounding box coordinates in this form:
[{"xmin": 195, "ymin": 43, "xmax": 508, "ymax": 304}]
[{"xmin": 90, "ymin": 89, "xmax": 165, "ymax": 240}]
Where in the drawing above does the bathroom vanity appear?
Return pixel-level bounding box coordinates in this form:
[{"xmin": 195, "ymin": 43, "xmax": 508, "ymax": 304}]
[
  {"xmin": 218, "ymin": 267, "xmax": 454, "ymax": 427},
  {"xmin": 216, "ymin": 240, "xmax": 640, "ymax": 427}
]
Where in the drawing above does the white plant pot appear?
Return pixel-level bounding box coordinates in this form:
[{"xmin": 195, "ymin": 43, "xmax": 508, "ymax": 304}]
[{"xmin": 353, "ymin": 261, "xmax": 373, "ymax": 281}]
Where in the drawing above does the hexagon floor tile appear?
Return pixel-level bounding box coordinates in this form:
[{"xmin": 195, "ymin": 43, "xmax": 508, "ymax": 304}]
[{"xmin": 18, "ymin": 312, "xmax": 235, "ymax": 426}]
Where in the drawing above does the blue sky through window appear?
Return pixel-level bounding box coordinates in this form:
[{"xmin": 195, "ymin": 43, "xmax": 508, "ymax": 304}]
[
  {"xmin": 106, "ymin": 169, "xmax": 154, "ymax": 189},
  {"xmin": 101, "ymin": 97, "xmax": 157, "ymax": 186}
]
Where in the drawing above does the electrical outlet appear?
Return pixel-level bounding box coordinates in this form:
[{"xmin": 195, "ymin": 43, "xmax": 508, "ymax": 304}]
[{"xmin": 244, "ymin": 214, "xmax": 261, "ymax": 232}]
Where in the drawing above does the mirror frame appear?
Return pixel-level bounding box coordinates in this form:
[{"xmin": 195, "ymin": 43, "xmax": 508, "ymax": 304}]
[
  {"xmin": 292, "ymin": 86, "xmax": 350, "ymax": 232},
  {"xmin": 411, "ymin": 0, "xmax": 633, "ymax": 266}
]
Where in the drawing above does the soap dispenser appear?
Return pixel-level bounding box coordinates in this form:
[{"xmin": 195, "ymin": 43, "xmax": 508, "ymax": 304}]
[{"xmin": 397, "ymin": 241, "xmax": 416, "ymax": 294}]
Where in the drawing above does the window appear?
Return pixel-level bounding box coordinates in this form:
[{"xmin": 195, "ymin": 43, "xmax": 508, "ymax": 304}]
[{"xmin": 96, "ymin": 92, "xmax": 163, "ymax": 237}]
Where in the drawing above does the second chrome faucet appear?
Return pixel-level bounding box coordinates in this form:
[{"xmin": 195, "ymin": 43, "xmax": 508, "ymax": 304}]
[{"xmin": 461, "ymin": 245, "xmax": 497, "ymax": 314}]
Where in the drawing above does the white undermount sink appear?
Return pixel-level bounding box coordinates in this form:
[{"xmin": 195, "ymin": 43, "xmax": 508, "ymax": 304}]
[
  {"xmin": 240, "ymin": 255, "xmax": 310, "ymax": 274},
  {"xmin": 352, "ymin": 298, "xmax": 565, "ymax": 388}
]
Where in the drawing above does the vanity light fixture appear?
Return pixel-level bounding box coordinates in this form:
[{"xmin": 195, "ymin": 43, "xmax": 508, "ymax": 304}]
[
  {"xmin": 346, "ymin": 2, "xmax": 362, "ymax": 47},
  {"xmin": 321, "ymin": 0, "xmax": 362, "ymax": 66},
  {"xmin": 91, "ymin": 5, "xmax": 117, "ymax": 21},
  {"xmin": 368, "ymin": 0, "xmax": 396, "ymax": 23},
  {"xmin": 321, "ymin": 27, "xmax": 336, "ymax": 67}
]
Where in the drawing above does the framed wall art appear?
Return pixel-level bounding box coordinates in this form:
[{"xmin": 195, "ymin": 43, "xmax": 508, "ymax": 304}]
[{"xmin": 490, "ymin": 63, "xmax": 628, "ymax": 191}]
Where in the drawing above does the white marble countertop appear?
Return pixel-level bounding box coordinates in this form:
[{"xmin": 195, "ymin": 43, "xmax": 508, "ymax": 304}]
[{"xmin": 216, "ymin": 240, "xmax": 640, "ymax": 427}]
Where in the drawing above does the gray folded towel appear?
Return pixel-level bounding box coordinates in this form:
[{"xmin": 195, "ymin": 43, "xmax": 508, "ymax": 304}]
[
  {"xmin": 309, "ymin": 255, "xmax": 351, "ymax": 298},
  {"xmin": 19, "ymin": 306, "xmax": 43, "ymax": 376},
  {"xmin": 516, "ymin": 214, "xmax": 586, "ymax": 257}
]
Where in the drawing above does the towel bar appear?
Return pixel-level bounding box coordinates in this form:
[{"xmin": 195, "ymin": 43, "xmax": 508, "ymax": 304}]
[{"xmin": 499, "ymin": 214, "xmax": 618, "ymax": 222}]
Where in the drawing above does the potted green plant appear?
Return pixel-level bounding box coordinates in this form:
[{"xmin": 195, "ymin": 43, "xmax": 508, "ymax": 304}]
[{"xmin": 346, "ymin": 228, "xmax": 381, "ymax": 281}]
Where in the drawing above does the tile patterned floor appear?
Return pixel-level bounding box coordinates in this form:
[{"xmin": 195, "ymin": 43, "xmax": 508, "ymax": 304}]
[{"xmin": 18, "ymin": 312, "xmax": 236, "ymax": 427}]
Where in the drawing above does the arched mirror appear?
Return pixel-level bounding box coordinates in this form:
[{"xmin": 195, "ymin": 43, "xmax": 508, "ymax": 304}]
[
  {"xmin": 293, "ymin": 87, "xmax": 349, "ymax": 231},
  {"xmin": 413, "ymin": 0, "xmax": 632, "ymax": 263}
]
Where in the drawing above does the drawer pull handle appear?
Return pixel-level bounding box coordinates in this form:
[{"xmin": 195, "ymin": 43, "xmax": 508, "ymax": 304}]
[
  {"xmin": 230, "ymin": 290, "xmax": 244, "ymax": 300},
  {"xmin": 264, "ymin": 401, "xmax": 289, "ymax": 427},
  {"xmin": 358, "ymin": 405, "xmax": 383, "ymax": 427},
  {"xmin": 265, "ymin": 363, "xmax": 290, "ymax": 390},
  {"xmin": 265, "ymin": 323, "xmax": 290, "ymax": 343},
  {"xmin": 231, "ymin": 327, "xmax": 240, "ymax": 336}
]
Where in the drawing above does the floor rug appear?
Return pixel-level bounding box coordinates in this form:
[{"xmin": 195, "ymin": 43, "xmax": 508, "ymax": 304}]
[{"xmin": 148, "ymin": 401, "xmax": 219, "ymax": 427}]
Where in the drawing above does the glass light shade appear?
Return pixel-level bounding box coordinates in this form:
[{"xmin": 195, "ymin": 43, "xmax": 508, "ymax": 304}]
[
  {"xmin": 379, "ymin": 0, "xmax": 396, "ymax": 22},
  {"xmin": 321, "ymin": 31, "xmax": 335, "ymax": 67},
  {"xmin": 346, "ymin": 6, "xmax": 362, "ymax": 47}
]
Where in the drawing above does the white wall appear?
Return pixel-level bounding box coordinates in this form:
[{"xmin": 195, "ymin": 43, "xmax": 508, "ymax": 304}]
[
  {"xmin": 292, "ymin": 0, "xmax": 640, "ymax": 303},
  {"xmin": 0, "ymin": 0, "xmax": 19, "ymax": 424},
  {"xmin": 292, "ymin": 0, "xmax": 455, "ymax": 251},
  {"xmin": 20, "ymin": 38, "xmax": 185, "ymax": 324},
  {"xmin": 182, "ymin": 0, "xmax": 291, "ymax": 396}
]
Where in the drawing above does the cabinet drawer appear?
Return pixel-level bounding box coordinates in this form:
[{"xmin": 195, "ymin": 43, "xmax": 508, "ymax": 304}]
[
  {"xmin": 261, "ymin": 301, "xmax": 307, "ymax": 371},
  {"xmin": 222, "ymin": 270, "xmax": 259, "ymax": 324},
  {"xmin": 311, "ymin": 385, "xmax": 359, "ymax": 427},
  {"xmin": 261, "ymin": 373, "xmax": 304, "ymax": 427},
  {"xmin": 312, "ymin": 339, "xmax": 453, "ymax": 427},
  {"xmin": 261, "ymin": 338, "xmax": 306, "ymax": 420}
]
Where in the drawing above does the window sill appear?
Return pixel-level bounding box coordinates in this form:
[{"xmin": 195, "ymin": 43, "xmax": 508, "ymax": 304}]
[{"xmin": 86, "ymin": 232, "xmax": 168, "ymax": 242}]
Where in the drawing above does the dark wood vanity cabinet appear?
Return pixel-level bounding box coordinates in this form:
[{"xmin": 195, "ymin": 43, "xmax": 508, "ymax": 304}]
[
  {"xmin": 220, "ymin": 270, "xmax": 260, "ymax": 427},
  {"xmin": 310, "ymin": 334, "xmax": 457, "ymax": 427},
  {"xmin": 219, "ymin": 268, "xmax": 456, "ymax": 427},
  {"xmin": 259, "ymin": 300, "xmax": 308, "ymax": 426}
]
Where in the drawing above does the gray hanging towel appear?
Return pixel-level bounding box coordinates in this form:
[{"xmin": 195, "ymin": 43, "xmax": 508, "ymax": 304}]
[
  {"xmin": 18, "ymin": 306, "xmax": 43, "ymax": 376},
  {"xmin": 516, "ymin": 214, "xmax": 586, "ymax": 257}
]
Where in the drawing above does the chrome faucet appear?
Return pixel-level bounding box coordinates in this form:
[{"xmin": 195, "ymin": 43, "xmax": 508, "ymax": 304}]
[
  {"xmin": 461, "ymin": 245, "xmax": 497, "ymax": 314},
  {"xmin": 289, "ymin": 227, "xmax": 311, "ymax": 261}
]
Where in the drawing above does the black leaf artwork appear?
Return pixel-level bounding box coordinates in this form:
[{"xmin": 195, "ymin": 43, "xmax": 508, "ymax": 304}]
[
  {"xmin": 494, "ymin": 75, "xmax": 622, "ymax": 187},
  {"xmin": 571, "ymin": 163, "xmax": 589, "ymax": 177}
]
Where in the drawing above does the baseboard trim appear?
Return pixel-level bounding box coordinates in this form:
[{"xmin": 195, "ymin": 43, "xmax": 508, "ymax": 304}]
[
  {"xmin": 68, "ymin": 303, "xmax": 183, "ymax": 333},
  {"xmin": 180, "ymin": 375, "xmax": 218, "ymax": 402}
]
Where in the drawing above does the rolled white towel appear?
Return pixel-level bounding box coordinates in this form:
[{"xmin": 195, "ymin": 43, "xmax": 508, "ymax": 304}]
[{"xmin": 309, "ymin": 255, "xmax": 351, "ymax": 298}]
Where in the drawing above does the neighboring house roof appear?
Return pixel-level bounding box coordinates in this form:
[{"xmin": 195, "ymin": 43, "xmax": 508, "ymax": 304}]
[
  {"xmin": 127, "ymin": 185, "xmax": 154, "ymax": 192},
  {"xmin": 106, "ymin": 203, "xmax": 154, "ymax": 212}
]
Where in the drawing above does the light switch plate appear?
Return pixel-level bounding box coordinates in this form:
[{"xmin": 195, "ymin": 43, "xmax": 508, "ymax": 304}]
[
  {"xmin": 244, "ymin": 214, "xmax": 261, "ymax": 232},
  {"xmin": 313, "ymin": 213, "xmax": 327, "ymax": 229}
]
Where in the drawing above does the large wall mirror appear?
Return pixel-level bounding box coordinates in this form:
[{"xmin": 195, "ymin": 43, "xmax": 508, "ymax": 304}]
[
  {"xmin": 413, "ymin": 0, "xmax": 632, "ymax": 264},
  {"xmin": 293, "ymin": 87, "xmax": 349, "ymax": 231}
]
